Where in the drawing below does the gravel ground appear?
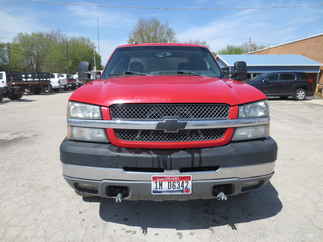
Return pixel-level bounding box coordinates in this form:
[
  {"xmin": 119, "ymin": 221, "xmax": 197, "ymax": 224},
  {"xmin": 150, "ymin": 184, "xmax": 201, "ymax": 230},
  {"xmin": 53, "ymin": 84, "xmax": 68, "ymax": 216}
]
[{"xmin": 0, "ymin": 93, "xmax": 322, "ymax": 242}]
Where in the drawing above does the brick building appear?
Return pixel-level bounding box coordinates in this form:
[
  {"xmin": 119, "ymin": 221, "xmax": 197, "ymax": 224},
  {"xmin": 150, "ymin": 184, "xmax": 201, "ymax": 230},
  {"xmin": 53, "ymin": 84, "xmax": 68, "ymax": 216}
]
[{"xmin": 250, "ymin": 33, "xmax": 323, "ymax": 86}]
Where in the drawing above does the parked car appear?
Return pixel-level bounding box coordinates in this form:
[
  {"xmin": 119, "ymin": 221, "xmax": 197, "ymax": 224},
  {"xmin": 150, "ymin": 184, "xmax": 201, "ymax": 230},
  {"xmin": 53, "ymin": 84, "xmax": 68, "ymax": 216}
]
[
  {"xmin": 60, "ymin": 43, "xmax": 277, "ymax": 202},
  {"xmin": 65, "ymin": 75, "xmax": 76, "ymax": 90},
  {"xmin": 248, "ymin": 72, "xmax": 316, "ymax": 100}
]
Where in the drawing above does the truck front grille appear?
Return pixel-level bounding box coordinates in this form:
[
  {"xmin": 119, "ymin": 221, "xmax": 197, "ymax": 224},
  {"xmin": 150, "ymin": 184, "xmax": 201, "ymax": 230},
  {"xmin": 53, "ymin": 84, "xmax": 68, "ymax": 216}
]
[
  {"xmin": 110, "ymin": 103, "xmax": 230, "ymax": 120},
  {"xmin": 110, "ymin": 103, "xmax": 230, "ymax": 143},
  {"xmin": 115, "ymin": 129, "xmax": 226, "ymax": 142}
]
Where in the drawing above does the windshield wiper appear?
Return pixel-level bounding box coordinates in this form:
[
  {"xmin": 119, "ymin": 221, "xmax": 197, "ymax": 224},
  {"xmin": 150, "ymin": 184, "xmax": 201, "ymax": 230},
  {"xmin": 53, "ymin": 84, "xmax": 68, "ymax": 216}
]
[
  {"xmin": 124, "ymin": 71, "xmax": 147, "ymax": 76},
  {"xmin": 176, "ymin": 71, "xmax": 201, "ymax": 76},
  {"xmin": 108, "ymin": 71, "xmax": 148, "ymax": 77}
]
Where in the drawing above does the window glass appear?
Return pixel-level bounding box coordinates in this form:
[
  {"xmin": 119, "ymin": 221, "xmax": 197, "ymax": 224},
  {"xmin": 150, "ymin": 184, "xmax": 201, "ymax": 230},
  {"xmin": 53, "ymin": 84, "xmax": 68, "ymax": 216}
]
[
  {"xmin": 267, "ymin": 73, "xmax": 278, "ymax": 81},
  {"xmin": 102, "ymin": 46, "xmax": 221, "ymax": 78},
  {"xmin": 280, "ymin": 73, "xmax": 294, "ymax": 80},
  {"xmin": 0, "ymin": 73, "xmax": 3, "ymax": 79}
]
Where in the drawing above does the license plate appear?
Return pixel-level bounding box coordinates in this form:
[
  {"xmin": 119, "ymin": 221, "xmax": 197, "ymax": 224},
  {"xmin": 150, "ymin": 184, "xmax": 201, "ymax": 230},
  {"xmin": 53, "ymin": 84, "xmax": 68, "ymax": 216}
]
[{"xmin": 151, "ymin": 176, "xmax": 192, "ymax": 195}]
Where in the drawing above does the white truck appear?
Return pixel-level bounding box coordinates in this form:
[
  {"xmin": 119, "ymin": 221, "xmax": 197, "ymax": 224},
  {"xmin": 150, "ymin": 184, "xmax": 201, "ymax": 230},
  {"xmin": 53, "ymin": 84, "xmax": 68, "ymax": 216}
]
[
  {"xmin": 50, "ymin": 73, "xmax": 61, "ymax": 91},
  {"xmin": 0, "ymin": 71, "xmax": 25, "ymax": 102},
  {"xmin": 59, "ymin": 73, "xmax": 68, "ymax": 90}
]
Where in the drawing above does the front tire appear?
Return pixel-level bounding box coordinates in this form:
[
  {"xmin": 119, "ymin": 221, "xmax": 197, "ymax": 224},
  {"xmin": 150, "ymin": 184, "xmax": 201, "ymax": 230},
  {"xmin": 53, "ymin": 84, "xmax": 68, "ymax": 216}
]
[
  {"xmin": 295, "ymin": 88, "xmax": 306, "ymax": 101},
  {"xmin": 8, "ymin": 92, "xmax": 23, "ymax": 100},
  {"xmin": 45, "ymin": 85, "xmax": 53, "ymax": 94}
]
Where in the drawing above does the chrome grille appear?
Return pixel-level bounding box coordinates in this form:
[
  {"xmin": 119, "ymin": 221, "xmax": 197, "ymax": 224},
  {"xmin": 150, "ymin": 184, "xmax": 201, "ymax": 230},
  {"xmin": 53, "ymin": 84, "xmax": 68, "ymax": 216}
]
[
  {"xmin": 110, "ymin": 103, "xmax": 230, "ymax": 120},
  {"xmin": 115, "ymin": 129, "xmax": 226, "ymax": 142}
]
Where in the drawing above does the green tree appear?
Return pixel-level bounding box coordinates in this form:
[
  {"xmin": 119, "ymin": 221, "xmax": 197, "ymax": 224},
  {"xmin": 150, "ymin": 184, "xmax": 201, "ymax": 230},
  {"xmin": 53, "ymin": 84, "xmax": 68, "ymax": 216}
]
[
  {"xmin": 181, "ymin": 40, "xmax": 209, "ymax": 47},
  {"xmin": 217, "ymin": 45, "xmax": 245, "ymax": 54},
  {"xmin": 3, "ymin": 31, "xmax": 102, "ymax": 74},
  {"xmin": 128, "ymin": 18, "xmax": 176, "ymax": 44},
  {"xmin": 217, "ymin": 41, "xmax": 266, "ymax": 55}
]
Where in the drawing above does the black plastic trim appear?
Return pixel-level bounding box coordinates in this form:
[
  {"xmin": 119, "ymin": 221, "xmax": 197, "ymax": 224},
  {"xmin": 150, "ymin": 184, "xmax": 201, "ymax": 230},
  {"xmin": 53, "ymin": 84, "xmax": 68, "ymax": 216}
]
[{"xmin": 60, "ymin": 137, "xmax": 277, "ymax": 170}]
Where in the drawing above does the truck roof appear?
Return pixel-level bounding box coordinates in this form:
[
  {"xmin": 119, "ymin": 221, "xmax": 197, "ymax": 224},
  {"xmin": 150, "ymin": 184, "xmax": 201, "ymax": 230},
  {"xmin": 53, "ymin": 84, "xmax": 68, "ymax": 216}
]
[{"xmin": 117, "ymin": 43, "xmax": 208, "ymax": 48}]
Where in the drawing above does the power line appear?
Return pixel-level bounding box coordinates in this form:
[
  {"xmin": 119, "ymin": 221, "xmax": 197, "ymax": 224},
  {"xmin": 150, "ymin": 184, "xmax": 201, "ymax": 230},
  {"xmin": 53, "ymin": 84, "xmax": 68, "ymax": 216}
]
[{"xmin": 32, "ymin": 0, "xmax": 323, "ymax": 11}]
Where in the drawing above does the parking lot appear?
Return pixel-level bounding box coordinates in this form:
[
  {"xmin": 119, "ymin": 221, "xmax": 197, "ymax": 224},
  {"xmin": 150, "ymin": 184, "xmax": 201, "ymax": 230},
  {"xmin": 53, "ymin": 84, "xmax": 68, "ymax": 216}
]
[{"xmin": 0, "ymin": 93, "xmax": 323, "ymax": 242}]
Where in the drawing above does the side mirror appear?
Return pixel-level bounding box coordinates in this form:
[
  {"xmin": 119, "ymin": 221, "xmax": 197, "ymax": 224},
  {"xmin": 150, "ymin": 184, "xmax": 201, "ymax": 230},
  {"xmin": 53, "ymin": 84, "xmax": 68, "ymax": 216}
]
[
  {"xmin": 78, "ymin": 61, "xmax": 90, "ymax": 81},
  {"xmin": 232, "ymin": 61, "xmax": 248, "ymax": 81}
]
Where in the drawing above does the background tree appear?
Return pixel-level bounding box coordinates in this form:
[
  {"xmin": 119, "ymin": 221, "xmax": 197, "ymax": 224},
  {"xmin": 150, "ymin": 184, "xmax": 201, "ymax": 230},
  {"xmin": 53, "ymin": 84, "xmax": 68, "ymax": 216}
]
[
  {"xmin": 181, "ymin": 40, "xmax": 209, "ymax": 46},
  {"xmin": 217, "ymin": 45, "xmax": 245, "ymax": 54},
  {"xmin": 128, "ymin": 18, "xmax": 176, "ymax": 44},
  {"xmin": 217, "ymin": 40, "xmax": 266, "ymax": 54},
  {"xmin": 0, "ymin": 31, "xmax": 101, "ymax": 74}
]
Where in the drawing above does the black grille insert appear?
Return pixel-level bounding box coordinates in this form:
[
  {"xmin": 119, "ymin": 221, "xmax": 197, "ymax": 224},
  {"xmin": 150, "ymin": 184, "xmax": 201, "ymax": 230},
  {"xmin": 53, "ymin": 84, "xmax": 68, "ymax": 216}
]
[
  {"xmin": 110, "ymin": 103, "xmax": 230, "ymax": 120},
  {"xmin": 115, "ymin": 128, "xmax": 226, "ymax": 142}
]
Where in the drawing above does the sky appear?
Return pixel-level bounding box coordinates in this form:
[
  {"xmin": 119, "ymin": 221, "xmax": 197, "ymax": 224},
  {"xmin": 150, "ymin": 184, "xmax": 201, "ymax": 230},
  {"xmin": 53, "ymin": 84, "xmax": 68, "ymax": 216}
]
[{"xmin": 1, "ymin": 0, "xmax": 323, "ymax": 64}]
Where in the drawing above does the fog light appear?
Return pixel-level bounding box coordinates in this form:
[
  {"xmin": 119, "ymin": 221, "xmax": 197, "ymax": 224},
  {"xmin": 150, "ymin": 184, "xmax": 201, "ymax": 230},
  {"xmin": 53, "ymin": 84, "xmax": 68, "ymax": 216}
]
[
  {"xmin": 74, "ymin": 183, "xmax": 98, "ymax": 194},
  {"xmin": 67, "ymin": 126, "xmax": 108, "ymax": 143}
]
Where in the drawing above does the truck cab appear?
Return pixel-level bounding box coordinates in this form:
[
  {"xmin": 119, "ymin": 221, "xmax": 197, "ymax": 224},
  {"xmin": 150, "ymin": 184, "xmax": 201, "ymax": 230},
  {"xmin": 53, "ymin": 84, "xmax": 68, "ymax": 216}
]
[
  {"xmin": 60, "ymin": 43, "xmax": 277, "ymax": 202},
  {"xmin": 0, "ymin": 71, "xmax": 25, "ymax": 102},
  {"xmin": 59, "ymin": 73, "xmax": 68, "ymax": 90},
  {"xmin": 50, "ymin": 73, "xmax": 61, "ymax": 91},
  {"xmin": 0, "ymin": 71, "xmax": 6, "ymax": 89}
]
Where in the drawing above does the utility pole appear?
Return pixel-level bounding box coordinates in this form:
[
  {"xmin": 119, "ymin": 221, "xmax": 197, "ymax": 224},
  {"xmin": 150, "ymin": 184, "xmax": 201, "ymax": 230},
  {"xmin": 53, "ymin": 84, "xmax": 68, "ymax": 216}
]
[{"xmin": 97, "ymin": 16, "xmax": 100, "ymax": 58}]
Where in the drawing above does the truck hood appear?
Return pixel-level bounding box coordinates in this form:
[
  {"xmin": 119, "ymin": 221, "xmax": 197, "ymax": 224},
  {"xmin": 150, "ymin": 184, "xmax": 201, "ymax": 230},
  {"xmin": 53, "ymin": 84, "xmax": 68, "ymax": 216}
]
[{"xmin": 70, "ymin": 75, "xmax": 266, "ymax": 106}]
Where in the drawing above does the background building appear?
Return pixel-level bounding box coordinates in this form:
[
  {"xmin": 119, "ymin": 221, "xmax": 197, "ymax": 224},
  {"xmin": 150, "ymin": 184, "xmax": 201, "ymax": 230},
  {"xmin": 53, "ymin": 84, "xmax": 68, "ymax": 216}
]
[
  {"xmin": 216, "ymin": 54, "xmax": 321, "ymax": 79},
  {"xmin": 250, "ymin": 33, "xmax": 323, "ymax": 86}
]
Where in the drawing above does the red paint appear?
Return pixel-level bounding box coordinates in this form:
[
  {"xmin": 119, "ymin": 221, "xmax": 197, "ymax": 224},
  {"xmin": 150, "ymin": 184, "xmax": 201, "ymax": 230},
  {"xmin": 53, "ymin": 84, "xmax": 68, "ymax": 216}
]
[
  {"xmin": 117, "ymin": 43, "xmax": 208, "ymax": 48},
  {"xmin": 70, "ymin": 43, "xmax": 267, "ymax": 149},
  {"xmin": 70, "ymin": 76, "xmax": 266, "ymax": 106}
]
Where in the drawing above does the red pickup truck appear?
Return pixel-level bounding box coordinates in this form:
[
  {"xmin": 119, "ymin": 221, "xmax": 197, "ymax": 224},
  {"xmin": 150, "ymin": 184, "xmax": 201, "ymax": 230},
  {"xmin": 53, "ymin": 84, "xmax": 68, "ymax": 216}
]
[{"xmin": 60, "ymin": 43, "xmax": 277, "ymax": 202}]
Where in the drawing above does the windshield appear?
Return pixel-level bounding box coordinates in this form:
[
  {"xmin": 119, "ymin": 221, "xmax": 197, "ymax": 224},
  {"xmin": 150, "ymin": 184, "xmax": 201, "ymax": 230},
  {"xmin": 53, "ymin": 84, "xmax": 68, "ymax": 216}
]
[{"xmin": 102, "ymin": 46, "xmax": 221, "ymax": 78}]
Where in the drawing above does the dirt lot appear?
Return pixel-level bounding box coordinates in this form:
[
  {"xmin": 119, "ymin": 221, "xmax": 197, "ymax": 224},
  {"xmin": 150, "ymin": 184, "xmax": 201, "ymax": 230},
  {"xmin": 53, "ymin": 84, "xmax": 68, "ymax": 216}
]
[{"xmin": 0, "ymin": 93, "xmax": 323, "ymax": 242}]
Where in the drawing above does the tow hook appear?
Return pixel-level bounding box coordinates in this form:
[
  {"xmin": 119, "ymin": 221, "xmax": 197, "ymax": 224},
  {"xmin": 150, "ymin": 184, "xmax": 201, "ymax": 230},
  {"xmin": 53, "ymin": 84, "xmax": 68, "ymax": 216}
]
[
  {"xmin": 216, "ymin": 192, "xmax": 228, "ymax": 201},
  {"xmin": 115, "ymin": 193, "xmax": 123, "ymax": 203}
]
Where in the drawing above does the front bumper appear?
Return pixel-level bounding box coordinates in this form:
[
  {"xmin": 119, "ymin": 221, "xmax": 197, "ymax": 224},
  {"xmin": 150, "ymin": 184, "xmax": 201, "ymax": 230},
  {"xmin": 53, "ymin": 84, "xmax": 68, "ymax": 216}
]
[{"xmin": 60, "ymin": 137, "xmax": 277, "ymax": 200}]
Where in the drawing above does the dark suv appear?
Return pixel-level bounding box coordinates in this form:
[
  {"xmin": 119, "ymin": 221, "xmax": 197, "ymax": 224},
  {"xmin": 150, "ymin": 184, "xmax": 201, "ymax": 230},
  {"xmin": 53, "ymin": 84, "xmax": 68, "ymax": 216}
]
[{"xmin": 248, "ymin": 72, "xmax": 315, "ymax": 100}]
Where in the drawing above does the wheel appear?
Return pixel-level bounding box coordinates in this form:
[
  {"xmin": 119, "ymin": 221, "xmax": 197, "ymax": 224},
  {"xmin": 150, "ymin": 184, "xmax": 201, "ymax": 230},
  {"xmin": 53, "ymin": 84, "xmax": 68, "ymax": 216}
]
[
  {"xmin": 8, "ymin": 92, "xmax": 23, "ymax": 100},
  {"xmin": 295, "ymin": 88, "xmax": 306, "ymax": 100},
  {"xmin": 45, "ymin": 85, "xmax": 53, "ymax": 94},
  {"xmin": 32, "ymin": 87, "xmax": 41, "ymax": 95},
  {"xmin": 0, "ymin": 89, "xmax": 3, "ymax": 102}
]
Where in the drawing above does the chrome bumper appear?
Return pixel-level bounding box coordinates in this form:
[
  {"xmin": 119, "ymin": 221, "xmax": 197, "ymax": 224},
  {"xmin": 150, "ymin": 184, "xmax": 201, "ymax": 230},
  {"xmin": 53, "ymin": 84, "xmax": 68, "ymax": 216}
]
[{"xmin": 63, "ymin": 162, "xmax": 275, "ymax": 181}]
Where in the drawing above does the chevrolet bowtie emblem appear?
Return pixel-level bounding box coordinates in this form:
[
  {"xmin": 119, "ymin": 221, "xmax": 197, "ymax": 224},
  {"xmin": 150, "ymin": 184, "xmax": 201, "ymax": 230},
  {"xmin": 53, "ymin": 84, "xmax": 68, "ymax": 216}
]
[{"xmin": 156, "ymin": 119, "xmax": 187, "ymax": 133}]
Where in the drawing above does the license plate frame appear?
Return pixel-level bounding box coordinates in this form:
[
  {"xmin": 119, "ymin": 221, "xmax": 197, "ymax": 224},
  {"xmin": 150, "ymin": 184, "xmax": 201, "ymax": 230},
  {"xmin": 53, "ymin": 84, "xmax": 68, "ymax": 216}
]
[{"xmin": 151, "ymin": 175, "xmax": 192, "ymax": 195}]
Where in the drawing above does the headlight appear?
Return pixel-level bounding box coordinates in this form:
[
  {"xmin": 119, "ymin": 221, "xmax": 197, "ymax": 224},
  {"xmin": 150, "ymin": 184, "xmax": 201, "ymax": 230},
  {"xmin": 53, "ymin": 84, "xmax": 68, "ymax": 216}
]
[
  {"xmin": 67, "ymin": 126, "xmax": 108, "ymax": 143},
  {"xmin": 233, "ymin": 125, "xmax": 269, "ymax": 141},
  {"xmin": 68, "ymin": 102, "xmax": 101, "ymax": 119},
  {"xmin": 239, "ymin": 101, "xmax": 269, "ymax": 118}
]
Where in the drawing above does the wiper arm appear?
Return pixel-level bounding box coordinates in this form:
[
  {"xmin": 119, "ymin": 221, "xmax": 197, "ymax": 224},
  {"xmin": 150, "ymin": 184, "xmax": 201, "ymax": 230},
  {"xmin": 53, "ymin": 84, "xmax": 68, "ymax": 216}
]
[
  {"xmin": 124, "ymin": 71, "xmax": 147, "ymax": 76},
  {"xmin": 176, "ymin": 71, "xmax": 201, "ymax": 76},
  {"xmin": 109, "ymin": 71, "xmax": 147, "ymax": 77}
]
